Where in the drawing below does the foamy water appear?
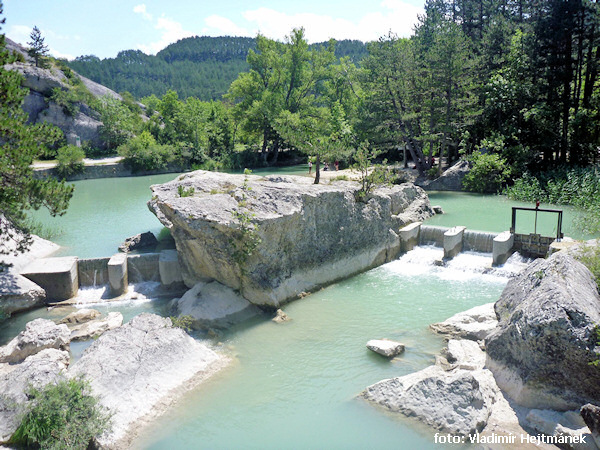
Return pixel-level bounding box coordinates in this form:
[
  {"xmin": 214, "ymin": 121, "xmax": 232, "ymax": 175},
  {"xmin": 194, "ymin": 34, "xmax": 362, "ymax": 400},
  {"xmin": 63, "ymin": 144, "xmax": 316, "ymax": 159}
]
[
  {"xmin": 383, "ymin": 246, "xmax": 531, "ymax": 283},
  {"xmin": 70, "ymin": 281, "xmax": 162, "ymax": 307}
]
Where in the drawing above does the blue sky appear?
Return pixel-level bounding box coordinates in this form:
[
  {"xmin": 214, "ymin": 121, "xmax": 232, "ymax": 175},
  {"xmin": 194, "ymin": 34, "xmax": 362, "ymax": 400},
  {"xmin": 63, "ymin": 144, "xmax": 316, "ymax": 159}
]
[{"xmin": 3, "ymin": 0, "xmax": 424, "ymax": 60}]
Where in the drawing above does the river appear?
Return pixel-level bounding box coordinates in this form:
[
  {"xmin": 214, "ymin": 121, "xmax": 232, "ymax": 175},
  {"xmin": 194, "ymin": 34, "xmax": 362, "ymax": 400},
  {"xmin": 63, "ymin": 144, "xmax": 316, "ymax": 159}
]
[{"xmin": 7, "ymin": 168, "xmax": 592, "ymax": 448}]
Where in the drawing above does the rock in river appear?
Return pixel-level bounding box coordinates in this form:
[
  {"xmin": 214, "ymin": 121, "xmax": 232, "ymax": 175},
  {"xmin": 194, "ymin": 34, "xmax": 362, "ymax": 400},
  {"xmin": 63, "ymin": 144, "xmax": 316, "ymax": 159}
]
[
  {"xmin": 69, "ymin": 313, "xmax": 227, "ymax": 447},
  {"xmin": 362, "ymin": 365, "xmax": 500, "ymax": 436},
  {"xmin": 0, "ymin": 318, "xmax": 70, "ymax": 364},
  {"xmin": 149, "ymin": 171, "xmax": 433, "ymax": 307},
  {"xmin": 366, "ymin": 339, "xmax": 405, "ymax": 357},
  {"xmin": 486, "ymin": 251, "xmax": 600, "ymax": 410}
]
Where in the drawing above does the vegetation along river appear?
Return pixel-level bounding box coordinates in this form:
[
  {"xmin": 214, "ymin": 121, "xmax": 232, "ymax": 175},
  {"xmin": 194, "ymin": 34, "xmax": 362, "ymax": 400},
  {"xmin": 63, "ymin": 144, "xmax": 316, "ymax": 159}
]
[{"xmin": 13, "ymin": 167, "xmax": 595, "ymax": 448}]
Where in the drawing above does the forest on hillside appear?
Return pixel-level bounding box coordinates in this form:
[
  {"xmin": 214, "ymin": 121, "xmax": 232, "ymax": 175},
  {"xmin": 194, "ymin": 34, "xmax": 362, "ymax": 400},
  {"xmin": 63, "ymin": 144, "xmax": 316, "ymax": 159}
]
[{"xmin": 67, "ymin": 36, "xmax": 368, "ymax": 100}]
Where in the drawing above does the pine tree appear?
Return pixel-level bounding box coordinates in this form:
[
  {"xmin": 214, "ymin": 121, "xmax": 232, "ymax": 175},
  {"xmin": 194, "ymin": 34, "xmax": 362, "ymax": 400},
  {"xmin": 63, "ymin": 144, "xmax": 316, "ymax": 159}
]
[
  {"xmin": 27, "ymin": 26, "xmax": 48, "ymax": 68},
  {"xmin": 0, "ymin": 4, "xmax": 73, "ymax": 257}
]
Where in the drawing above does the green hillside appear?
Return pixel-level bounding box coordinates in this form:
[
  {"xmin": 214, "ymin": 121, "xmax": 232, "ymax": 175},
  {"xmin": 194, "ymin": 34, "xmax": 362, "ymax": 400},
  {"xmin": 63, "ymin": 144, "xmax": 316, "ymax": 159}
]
[{"xmin": 67, "ymin": 36, "xmax": 367, "ymax": 100}]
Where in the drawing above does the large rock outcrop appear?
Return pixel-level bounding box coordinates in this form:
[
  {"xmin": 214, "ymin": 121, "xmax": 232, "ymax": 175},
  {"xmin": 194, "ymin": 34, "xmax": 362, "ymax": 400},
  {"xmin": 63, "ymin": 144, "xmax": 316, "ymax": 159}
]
[
  {"xmin": 4, "ymin": 38, "xmax": 122, "ymax": 148},
  {"xmin": 69, "ymin": 313, "xmax": 227, "ymax": 447},
  {"xmin": 173, "ymin": 281, "xmax": 260, "ymax": 329},
  {"xmin": 486, "ymin": 251, "xmax": 600, "ymax": 410},
  {"xmin": 149, "ymin": 171, "xmax": 433, "ymax": 306},
  {"xmin": 362, "ymin": 364, "xmax": 500, "ymax": 436}
]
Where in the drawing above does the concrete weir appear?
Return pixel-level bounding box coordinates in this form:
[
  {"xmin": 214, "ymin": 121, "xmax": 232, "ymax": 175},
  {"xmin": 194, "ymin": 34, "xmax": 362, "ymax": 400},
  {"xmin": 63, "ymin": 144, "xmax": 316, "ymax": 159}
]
[
  {"xmin": 19, "ymin": 250, "xmax": 184, "ymax": 304},
  {"xmin": 399, "ymin": 223, "xmax": 518, "ymax": 265}
]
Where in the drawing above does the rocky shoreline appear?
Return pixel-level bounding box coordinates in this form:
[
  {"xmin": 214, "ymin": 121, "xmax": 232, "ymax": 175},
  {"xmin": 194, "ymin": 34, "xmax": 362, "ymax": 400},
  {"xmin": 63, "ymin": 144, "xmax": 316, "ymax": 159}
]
[
  {"xmin": 361, "ymin": 249, "xmax": 600, "ymax": 449},
  {"xmin": 0, "ymin": 312, "xmax": 229, "ymax": 448}
]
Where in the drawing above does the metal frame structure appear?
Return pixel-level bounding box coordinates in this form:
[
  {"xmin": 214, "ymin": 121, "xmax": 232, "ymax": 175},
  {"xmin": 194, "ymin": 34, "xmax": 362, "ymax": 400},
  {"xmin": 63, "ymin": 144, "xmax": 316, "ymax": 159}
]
[{"xmin": 510, "ymin": 206, "xmax": 564, "ymax": 241}]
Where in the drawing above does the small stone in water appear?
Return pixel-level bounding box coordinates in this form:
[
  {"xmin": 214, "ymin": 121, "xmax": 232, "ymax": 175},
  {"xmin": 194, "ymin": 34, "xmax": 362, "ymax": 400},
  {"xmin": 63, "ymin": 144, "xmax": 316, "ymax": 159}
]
[{"xmin": 367, "ymin": 339, "xmax": 405, "ymax": 358}]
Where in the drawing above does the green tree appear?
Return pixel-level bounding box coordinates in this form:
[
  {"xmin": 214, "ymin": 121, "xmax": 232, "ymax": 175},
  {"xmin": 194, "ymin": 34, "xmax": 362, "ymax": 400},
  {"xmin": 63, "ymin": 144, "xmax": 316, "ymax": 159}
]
[
  {"xmin": 97, "ymin": 95, "xmax": 140, "ymax": 150},
  {"xmin": 0, "ymin": 4, "xmax": 73, "ymax": 256},
  {"xmin": 227, "ymin": 28, "xmax": 337, "ymax": 164},
  {"xmin": 11, "ymin": 376, "xmax": 111, "ymax": 450},
  {"xmin": 27, "ymin": 26, "xmax": 48, "ymax": 68}
]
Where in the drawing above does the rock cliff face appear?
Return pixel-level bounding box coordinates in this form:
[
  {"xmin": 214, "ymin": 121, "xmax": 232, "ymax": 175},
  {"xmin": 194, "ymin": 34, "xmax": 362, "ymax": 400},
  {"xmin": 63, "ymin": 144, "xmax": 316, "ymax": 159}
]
[
  {"xmin": 149, "ymin": 171, "xmax": 433, "ymax": 306},
  {"xmin": 486, "ymin": 251, "xmax": 600, "ymax": 410},
  {"xmin": 4, "ymin": 38, "xmax": 122, "ymax": 148}
]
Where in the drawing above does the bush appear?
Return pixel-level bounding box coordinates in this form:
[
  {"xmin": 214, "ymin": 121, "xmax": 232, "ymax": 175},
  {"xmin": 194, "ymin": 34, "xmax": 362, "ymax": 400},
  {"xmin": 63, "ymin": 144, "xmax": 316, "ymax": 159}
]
[
  {"xmin": 11, "ymin": 376, "xmax": 111, "ymax": 450},
  {"xmin": 118, "ymin": 131, "xmax": 179, "ymax": 172},
  {"xmin": 50, "ymin": 88, "xmax": 80, "ymax": 117},
  {"xmin": 56, "ymin": 145, "xmax": 85, "ymax": 178},
  {"xmin": 462, "ymin": 151, "xmax": 511, "ymax": 193}
]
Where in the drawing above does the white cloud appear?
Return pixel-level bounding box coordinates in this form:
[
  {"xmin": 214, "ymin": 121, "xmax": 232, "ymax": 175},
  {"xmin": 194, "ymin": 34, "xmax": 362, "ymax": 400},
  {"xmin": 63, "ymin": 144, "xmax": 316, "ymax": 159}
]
[
  {"xmin": 49, "ymin": 47, "xmax": 74, "ymax": 61},
  {"xmin": 203, "ymin": 15, "xmax": 249, "ymax": 37},
  {"xmin": 133, "ymin": 4, "xmax": 153, "ymax": 21},
  {"xmin": 7, "ymin": 25, "xmax": 31, "ymax": 45},
  {"xmin": 240, "ymin": 1, "xmax": 422, "ymax": 43},
  {"xmin": 137, "ymin": 15, "xmax": 195, "ymax": 54}
]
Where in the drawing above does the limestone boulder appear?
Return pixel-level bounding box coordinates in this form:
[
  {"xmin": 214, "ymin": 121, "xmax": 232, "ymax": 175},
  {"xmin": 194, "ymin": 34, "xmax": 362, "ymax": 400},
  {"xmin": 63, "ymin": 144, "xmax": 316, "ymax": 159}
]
[
  {"xmin": 69, "ymin": 312, "xmax": 123, "ymax": 341},
  {"xmin": 0, "ymin": 349, "xmax": 70, "ymax": 444},
  {"xmin": 443, "ymin": 339, "xmax": 486, "ymax": 370},
  {"xmin": 486, "ymin": 252, "xmax": 600, "ymax": 410},
  {"xmin": 174, "ymin": 281, "xmax": 260, "ymax": 329},
  {"xmin": 362, "ymin": 365, "xmax": 500, "ymax": 436},
  {"xmin": 149, "ymin": 171, "xmax": 433, "ymax": 306},
  {"xmin": 69, "ymin": 313, "xmax": 227, "ymax": 447},
  {"xmin": 0, "ymin": 318, "xmax": 70, "ymax": 364},
  {"xmin": 0, "ymin": 272, "xmax": 46, "ymax": 316},
  {"xmin": 430, "ymin": 303, "xmax": 498, "ymax": 341},
  {"xmin": 58, "ymin": 308, "xmax": 101, "ymax": 324},
  {"xmin": 366, "ymin": 339, "xmax": 405, "ymax": 358}
]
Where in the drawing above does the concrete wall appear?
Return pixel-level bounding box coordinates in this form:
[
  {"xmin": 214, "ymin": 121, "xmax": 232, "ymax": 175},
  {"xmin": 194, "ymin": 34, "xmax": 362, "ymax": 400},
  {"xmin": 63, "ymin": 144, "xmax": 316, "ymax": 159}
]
[{"xmin": 78, "ymin": 257, "xmax": 110, "ymax": 287}]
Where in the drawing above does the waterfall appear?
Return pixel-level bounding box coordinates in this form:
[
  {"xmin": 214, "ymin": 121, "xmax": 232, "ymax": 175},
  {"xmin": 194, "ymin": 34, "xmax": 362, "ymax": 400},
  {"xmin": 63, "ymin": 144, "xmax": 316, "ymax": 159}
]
[
  {"xmin": 93, "ymin": 269, "xmax": 97, "ymax": 287},
  {"xmin": 419, "ymin": 226, "xmax": 447, "ymax": 247},
  {"xmin": 386, "ymin": 246, "xmax": 530, "ymax": 282},
  {"xmin": 463, "ymin": 230, "xmax": 497, "ymax": 253}
]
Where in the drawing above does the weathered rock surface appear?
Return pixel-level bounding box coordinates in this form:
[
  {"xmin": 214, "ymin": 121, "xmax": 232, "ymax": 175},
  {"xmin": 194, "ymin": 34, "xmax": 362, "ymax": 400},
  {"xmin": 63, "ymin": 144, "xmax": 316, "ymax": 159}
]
[
  {"xmin": 362, "ymin": 365, "xmax": 499, "ymax": 436},
  {"xmin": 366, "ymin": 339, "xmax": 405, "ymax": 357},
  {"xmin": 69, "ymin": 313, "xmax": 226, "ymax": 447},
  {"xmin": 486, "ymin": 251, "xmax": 600, "ymax": 410},
  {"xmin": 37, "ymin": 103, "xmax": 104, "ymax": 148},
  {"xmin": 58, "ymin": 308, "xmax": 101, "ymax": 324},
  {"xmin": 582, "ymin": 404, "xmax": 600, "ymax": 449},
  {"xmin": 4, "ymin": 38, "xmax": 122, "ymax": 148},
  {"xmin": 149, "ymin": 171, "xmax": 433, "ymax": 306},
  {"xmin": 0, "ymin": 272, "xmax": 46, "ymax": 316},
  {"xmin": 417, "ymin": 160, "xmax": 471, "ymax": 191},
  {"xmin": 443, "ymin": 339, "xmax": 486, "ymax": 370},
  {"xmin": 0, "ymin": 318, "xmax": 70, "ymax": 364},
  {"xmin": 430, "ymin": 303, "xmax": 497, "ymax": 341},
  {"xmin": 118, "ymin": 231, "xmax": 158, "ymax": 253},
  {"xmin": 0, "ymin": 349, "xmax": 70, "ymax": 444},
  {"xmin": 5, "ymin": 61, "xmax": 69, "ymax": 95},
  {"xmin": 174, "ymin": 281, "xmax": 260, "ymax": 329},
  {"xmin": 69, "ymin": 312, "xmax": 123, "ymax": 341}
]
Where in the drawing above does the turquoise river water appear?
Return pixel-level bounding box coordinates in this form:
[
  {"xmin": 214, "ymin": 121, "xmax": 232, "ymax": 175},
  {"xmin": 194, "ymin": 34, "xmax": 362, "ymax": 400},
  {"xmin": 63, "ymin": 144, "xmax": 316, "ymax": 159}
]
[{"xmin": 6, "ymin": 167, "xmax": 594, "ymax": 449}]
